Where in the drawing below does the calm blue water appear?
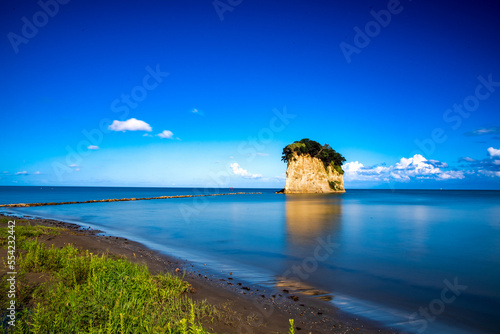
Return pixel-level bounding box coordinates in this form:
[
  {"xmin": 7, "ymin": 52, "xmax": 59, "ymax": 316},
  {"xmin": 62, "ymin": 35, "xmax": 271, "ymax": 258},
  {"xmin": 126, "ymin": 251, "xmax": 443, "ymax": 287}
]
[{"xmin": 1, "ymin": 186, "xmax": 499, "ymax": 333}]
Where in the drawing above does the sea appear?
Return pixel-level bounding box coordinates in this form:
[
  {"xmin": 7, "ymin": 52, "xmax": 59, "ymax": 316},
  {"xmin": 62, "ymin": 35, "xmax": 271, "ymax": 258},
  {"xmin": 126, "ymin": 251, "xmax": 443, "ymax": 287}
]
[{"xmin": 1, "ymin": 186, "xmax": 499, "ymax": 334}]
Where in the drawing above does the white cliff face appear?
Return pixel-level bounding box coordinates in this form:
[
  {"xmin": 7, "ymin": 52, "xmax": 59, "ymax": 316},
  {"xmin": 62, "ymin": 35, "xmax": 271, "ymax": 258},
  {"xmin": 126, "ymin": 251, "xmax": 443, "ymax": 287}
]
[{"xmin": 284, "ymin": 154, "xmax": 345, "ymax": 193}]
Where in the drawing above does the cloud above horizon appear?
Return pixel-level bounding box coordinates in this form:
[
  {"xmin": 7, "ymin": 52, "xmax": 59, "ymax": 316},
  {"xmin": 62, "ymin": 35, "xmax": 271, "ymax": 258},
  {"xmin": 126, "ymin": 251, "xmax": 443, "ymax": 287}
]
[
  {"xmin": 464, "ymin": 126, "xmax": 500, "ymax": 137},
  {"xmin": 487, "ymin": 147, "xmax": 500, "ymax": 157},
  {"xmin": 108, "ymin": 118, "xmax": 152, "ymax": 132},
  {"xmin": 230, "ymin": 163, "xmax": 262, "ymax": 179},
  {"xmin": 346, "ymin": 147, "xmax": 500, "ymax": 183},
  {"xmin": 15, "ymin": 171, "xmax": 29, "ymax": 175},
  {"xmin": 191, "ymin": 108, "xmax": 204, "ymax": 116},
  {"xmin": 157, "ymin": 130, "xmax": 174, "ymax": 139},
  {"xmin": 344, "ymin": 154, "xmax": 465, "ymax": 183},
  {"xmin": 87, "ymin": 145, "xmax": 99, "ymax": 150},
  {"xmin": 68, "ymin": 164, "xmax": 81, "ymax": 171},
  {"xmin": 459, "ymin": 147, "xmax": 500, "ymax": 177}
]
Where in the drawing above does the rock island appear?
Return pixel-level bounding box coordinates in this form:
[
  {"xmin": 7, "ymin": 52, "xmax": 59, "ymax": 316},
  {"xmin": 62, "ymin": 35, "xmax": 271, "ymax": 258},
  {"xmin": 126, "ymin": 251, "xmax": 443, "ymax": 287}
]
[{"xmin": 281, "ymin": 139, "xmax": 346, "ymax": 193}]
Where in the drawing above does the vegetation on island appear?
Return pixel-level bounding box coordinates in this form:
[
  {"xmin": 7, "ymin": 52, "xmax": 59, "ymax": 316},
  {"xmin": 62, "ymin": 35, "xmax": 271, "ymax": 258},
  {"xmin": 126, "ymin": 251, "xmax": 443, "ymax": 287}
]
[
  {"xmin": 281, "ymin": 138, "xmax": 346, "ymax": 173},
  {"xmin": 328, "ymin": 180, "xmax": 343, "ymax": 191}
]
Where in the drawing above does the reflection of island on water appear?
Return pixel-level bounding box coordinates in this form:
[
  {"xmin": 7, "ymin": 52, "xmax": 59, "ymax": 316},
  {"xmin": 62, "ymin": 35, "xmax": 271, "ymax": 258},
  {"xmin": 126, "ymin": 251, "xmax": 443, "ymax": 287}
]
[
  {"xmin": 275, "ymin": 194, "xmax": 344, "ymax": 299},
  {"xmin": 275, "ymin": 277, "xmax": 333, "ymax": 301},
  {"xmin": 285, "ymin": 194, "xmax": 343, "ymax": 245}
]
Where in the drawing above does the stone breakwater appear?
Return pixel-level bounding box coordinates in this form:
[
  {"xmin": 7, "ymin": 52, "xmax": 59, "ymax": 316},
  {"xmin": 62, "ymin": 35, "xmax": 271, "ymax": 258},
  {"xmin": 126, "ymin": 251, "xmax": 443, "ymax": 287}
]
[{"xmin": 0, "ymin": 192, "xmax": 263, "ymax": 208}]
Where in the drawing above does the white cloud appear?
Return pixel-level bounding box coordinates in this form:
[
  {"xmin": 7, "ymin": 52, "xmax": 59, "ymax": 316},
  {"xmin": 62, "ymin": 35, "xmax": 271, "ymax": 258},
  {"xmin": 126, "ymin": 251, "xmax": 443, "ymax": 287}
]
[
  {"xmin": 191, "ymin": 108, "xmax": 204, "ymax": 116},
  {"xmin": 87, "ymin": 145, "xmax": 99, "ymax": 150},
  {"xmin": 459, "ymin": 147, "xmax": 500, "ymax": 177},
  {"xmin": 345, "ymin": 154, "xmax": 464, "ymax": 182},
  {"xmin": 15, "ymin": 171, "xmax": 28, "ymax": 175},
  {"xmin": 157, "ymin": 130, "xmax": 174, "ymax": 139},
  {"xmin": 479, "ymin": 170, "xmax": 500, "ymax": 178},
  {"xmin": 344, "ymin": 161, "xmax": 390, "ymax": 181},
  {"xmin": 108, "ymin": 118, "xmax": 152, "ymax": 132},
  {"xmin": 428, "ymin": 159, "xmax": 448, "ymax": 168},
  {"xmin": 438, "ymin": 170, "xmax": 465, "ymax": 180},
  {"xmin": 458, "ymin": 147, "xmax": 500, "ymax": 178},
  {"xmin": 34, "ymin": 171, "xmax": 41, "ymax": 175},
  {"xmin": 143, "ymin": 133, "xmax": 153, "ymax": 137},
  {"xmin": 487, "ymin": 147, "xmax": 500, "ymax": 157},
  {"xmin": 395, "ymin": 154, "xmax": 429, "ymax": 170},
  {"xmin": 69, "ymin": 164, "xmax": 79, "ymax": 168},
  {"xmin": 344, "ymin": 161, "xmax": 364, "ymax": 173},
  {"xmin": 464, "ymin": 127, "xmax": 499, "ymax": 136},
  {"xmin": 230, "ymin": 163, "xmax": 262, "ymax": 179}
]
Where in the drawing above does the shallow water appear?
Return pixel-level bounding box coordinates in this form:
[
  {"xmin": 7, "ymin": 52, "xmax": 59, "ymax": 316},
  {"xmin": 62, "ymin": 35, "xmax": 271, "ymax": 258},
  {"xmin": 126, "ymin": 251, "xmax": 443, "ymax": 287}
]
[{"xmin": 2, "ymin": 186, "xmax": 499, "ymax": 333}]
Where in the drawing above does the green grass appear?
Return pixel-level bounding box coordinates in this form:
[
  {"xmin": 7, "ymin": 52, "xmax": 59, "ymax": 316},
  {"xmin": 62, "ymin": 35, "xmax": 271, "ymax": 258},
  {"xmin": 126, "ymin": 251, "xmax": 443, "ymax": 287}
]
[
  {"xmin": 288, "ymin": 319, "xmax": 296, "ymax": 334},
  {"xmin": 0, "ymin": 219, "xmax": 63, "ymax": 247},
  {"xmin": 0, "ymin": 221, "xmax": 216, "ymax": 333}
]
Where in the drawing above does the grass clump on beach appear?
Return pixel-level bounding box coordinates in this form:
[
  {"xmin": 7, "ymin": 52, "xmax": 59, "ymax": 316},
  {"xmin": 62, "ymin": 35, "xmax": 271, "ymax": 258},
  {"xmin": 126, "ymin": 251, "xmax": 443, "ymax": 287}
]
[
  {"xmin": 0, "ymin": 220, "xmax": 216, "ymax": 333},
  {"xmin": 0, "ymin": 221, "xmax": 63, "ymax": 247}
]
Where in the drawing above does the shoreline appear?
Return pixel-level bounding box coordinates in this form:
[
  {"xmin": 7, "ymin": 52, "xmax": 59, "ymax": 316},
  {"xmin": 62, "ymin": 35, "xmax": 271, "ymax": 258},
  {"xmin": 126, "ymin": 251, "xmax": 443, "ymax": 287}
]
[{"xmin": 1, "ymin": 213, "xmax": 396, "ymax": 333}]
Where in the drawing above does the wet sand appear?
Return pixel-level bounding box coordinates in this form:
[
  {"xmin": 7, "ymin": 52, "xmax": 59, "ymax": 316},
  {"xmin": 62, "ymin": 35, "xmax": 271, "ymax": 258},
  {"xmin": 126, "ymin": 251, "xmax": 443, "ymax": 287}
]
[{"xmin": 0, "ymin": 214, "xmax": 396, "ymax": 333}]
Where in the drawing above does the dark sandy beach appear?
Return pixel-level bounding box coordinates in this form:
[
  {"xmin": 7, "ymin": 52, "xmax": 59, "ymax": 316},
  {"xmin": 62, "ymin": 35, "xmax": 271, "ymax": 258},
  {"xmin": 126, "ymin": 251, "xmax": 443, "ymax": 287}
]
[{"xmin": 0, "ymin": 213, "xmax": 396, "ymax": 333}]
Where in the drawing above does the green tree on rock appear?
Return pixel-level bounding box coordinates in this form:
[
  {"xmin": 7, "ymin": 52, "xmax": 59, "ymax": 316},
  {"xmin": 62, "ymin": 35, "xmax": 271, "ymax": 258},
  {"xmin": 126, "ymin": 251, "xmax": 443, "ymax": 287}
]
[{"xmin": 282, "ymin": 138, "xmax": 346, "ymax": 173}]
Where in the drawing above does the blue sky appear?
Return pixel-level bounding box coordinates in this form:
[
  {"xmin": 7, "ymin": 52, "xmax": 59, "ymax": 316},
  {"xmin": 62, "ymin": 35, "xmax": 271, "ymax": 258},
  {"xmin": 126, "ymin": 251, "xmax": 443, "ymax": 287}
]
[{"xmin": 1, "ymin": 0, "xmax": 500, "ymax": 189}]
